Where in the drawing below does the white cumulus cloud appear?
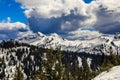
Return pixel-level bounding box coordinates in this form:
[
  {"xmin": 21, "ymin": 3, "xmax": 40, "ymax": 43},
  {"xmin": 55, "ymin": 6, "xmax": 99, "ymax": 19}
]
[
  {"xmin": 16, "ymin": 0, "xmax": 88, "ymax": 18},
  {"xmin": 66, "ymin": 29, "xmax": 101, "ymax": 40},
  {"xmin": 16, "ymin": 0, "xmax": 120, "ymax": 34},
  {"xmin": 0, "ymin": 17, "xmax": 31, "ymax": 40},
  {"xmin": 0, "ymin": 21, "xmax": 27, "ymax": 30}
]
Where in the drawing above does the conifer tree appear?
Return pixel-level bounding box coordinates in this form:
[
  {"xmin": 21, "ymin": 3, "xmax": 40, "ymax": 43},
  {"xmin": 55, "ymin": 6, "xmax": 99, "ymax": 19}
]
[
  {"xmin": 63, "ymin": 67, "xmax": 74, "ymax": 80},
  {"xmin": 82, "ymin": 57, "xmax": 90, "ymax": 80},
  {"xmin": 100, "ymin": 46, "xmax": 119, "ymax": 71},
  {"xmin": 13, "ymin": 63, "xmax": 24, "ymax": 80},
  {"xmin": 54, "ymin": 49, "xmax": 66, "ymax": 80},
  {"xmin": 70, "ymin": 59, "xmax": 83, "ymax": 80},
  {"xmin": 109, "ymin": 47, "xmax": 119, "ymax": 66},
  {"xmin": 34, "ymin": 48, "xmax": 67, "ymax": 80}
]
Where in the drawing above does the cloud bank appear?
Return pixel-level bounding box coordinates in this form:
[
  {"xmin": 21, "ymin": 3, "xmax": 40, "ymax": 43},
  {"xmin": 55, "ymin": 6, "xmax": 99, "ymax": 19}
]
[
  {"xmin": 0, "ymin": 0, "xmax": 118, "ymax": 40},
  {"xmin": 93, "ymin": 0, "xmax": 120, "ymax": 33},
  {"xmin": 15, "ymin": 0, "xmax": 120, "ymax": 34},
  {"xmin": 16, "ymin": 0, "xmax": 96, "ymax": 34},
  {"xmin": 0, "ymin": 17, "xmax": 31, "ymax": 40}
]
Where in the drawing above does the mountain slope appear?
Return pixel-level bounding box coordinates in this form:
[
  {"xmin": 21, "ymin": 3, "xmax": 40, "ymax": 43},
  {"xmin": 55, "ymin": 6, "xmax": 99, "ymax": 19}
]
[
  {"xmin": 93, "ymin": 65, "xmax": 120, "ymax": 80},
  {"xmin": 17, "ymin": 31, "xmax": 120, "ymax": 55},
  {"xmin": 1, "ymin": 31, "xmax": 120, "ymax": 79},
  {"xmin": 0, "ymin": 41, "xmax": 105, "ymax": 80}
]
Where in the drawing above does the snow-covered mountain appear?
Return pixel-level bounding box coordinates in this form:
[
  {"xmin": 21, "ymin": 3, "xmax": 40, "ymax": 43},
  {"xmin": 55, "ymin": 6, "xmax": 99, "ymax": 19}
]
[
  {"xmin": 1, "ymin": 30, "xmax": 120, "ymax": 80},
  {"xmin": 17, "ymin": 30, "xmax": 120, "ymax": 55}
]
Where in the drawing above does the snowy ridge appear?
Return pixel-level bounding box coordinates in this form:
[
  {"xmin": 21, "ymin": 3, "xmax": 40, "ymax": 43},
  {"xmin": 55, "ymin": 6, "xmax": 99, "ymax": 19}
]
[{"xmin": 17, "ymin": 31, "xmax": 120, "ymax": 55}]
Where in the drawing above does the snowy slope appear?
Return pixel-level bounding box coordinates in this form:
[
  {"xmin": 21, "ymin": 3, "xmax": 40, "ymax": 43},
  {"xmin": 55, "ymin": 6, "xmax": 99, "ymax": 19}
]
[{"xmin": 93, "ymin": 65, "xmax": 120, "ymax": 80}]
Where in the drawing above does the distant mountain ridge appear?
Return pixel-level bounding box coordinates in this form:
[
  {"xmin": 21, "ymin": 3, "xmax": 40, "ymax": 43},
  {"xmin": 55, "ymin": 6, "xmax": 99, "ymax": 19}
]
[{"xmin": 16, "ymin": 30, "xmax": 120, "ymax": 55}]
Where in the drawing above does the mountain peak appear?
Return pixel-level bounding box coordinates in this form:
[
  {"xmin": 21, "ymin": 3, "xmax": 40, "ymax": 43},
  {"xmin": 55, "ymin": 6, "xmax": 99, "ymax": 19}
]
[
  {"xmin": 36, "ymin": 32, "xmax": 45, "ymax": 37},
  {"xmin": 50, "ymin": 33, "xmax": 60, "ymax": 38}
]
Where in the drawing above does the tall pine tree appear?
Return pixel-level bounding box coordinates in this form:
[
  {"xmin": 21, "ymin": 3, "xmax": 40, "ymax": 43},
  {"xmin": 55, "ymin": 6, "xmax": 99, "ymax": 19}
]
[{"xmin": 13, "ymin": 63, "xmax": 24, "ymax": 80}]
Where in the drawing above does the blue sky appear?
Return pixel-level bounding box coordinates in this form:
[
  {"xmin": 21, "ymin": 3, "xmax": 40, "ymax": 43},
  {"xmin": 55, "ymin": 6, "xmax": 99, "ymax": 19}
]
[
  {"xmin": 84, "ymin": 0, "xmax": 93, "ymax": 3},
  {"xmin": 0, "ymin": 0, "xmax": 26, "ymax": 22},
  {"xmin": 0, "ymin": 0, "xmax": 92, "ymax": 23}
]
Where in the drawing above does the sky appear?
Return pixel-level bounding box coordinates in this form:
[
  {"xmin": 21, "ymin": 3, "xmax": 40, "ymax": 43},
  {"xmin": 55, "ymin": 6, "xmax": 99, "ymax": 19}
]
[
  {"xmin": 0, "ymin": 0, "xmax": 120, "ymax": 40},
  {"xmin": 0, "ymin": 0, "xmax": 92, "ymax": 22},
  {"xmin": 0, "ymin": 0, "xmax": 27, "ymax": 22}
]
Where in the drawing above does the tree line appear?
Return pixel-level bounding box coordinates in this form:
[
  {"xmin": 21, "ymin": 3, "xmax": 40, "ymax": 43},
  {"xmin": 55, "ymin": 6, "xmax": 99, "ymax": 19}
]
[{"xmin": 14, "ymin": 47, "xmax": 120, "ymax": 80}]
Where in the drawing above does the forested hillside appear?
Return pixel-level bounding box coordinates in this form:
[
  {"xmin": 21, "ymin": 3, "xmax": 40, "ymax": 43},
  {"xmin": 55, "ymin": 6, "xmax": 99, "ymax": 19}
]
[{"xmin": 0, "ymin": 40, "xmax": 120, "ymax": 80}]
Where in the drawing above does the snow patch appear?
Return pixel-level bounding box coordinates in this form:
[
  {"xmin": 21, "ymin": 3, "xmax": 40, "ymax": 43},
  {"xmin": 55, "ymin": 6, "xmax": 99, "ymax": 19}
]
[{"xmin": 93, "ymin": 65, "xmax": 120, "ymax": 80}]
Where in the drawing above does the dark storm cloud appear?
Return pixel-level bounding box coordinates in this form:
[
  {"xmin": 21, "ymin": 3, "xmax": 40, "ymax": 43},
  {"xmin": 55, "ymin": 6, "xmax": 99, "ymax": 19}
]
[
  {"xmin": 28, "ymin": 13, "xmax": 87, "ymax": 34},
  {"xmin": 93, "ymin": 4, "xmax": 120, "ymax": 34}
]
